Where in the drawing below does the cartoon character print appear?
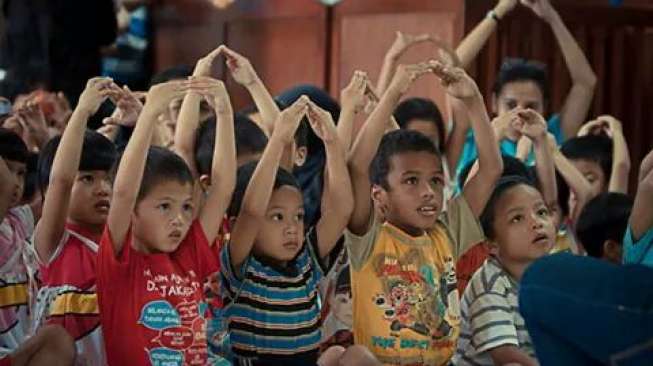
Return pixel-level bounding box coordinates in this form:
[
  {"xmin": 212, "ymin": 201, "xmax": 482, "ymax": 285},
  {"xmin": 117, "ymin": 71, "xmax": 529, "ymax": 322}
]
[{"xmin": 371, "ymin": 250, "xmax": 458, "ymax": 340}]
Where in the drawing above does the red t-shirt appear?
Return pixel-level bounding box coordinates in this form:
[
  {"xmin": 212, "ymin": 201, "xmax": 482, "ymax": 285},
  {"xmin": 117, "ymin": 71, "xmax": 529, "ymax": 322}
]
[{"xmin": 97, "ymin": 220, "xmax": 219, "ymax": 366}]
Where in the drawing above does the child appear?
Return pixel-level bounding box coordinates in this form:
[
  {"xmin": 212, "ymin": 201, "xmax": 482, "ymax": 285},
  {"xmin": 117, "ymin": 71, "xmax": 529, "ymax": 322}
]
[
  {"xmin": 0, "ymin": 325, "xmax": 75, "ymax": 366},
  {"xmin": 452, "ymin": 176, "xmax": 555, "ymax": 366},
  {"xmin": 345, "ymin": 59, "xmax": 502, "ymax": 364},
  {"xmin": 0, "ymin": 130, "xmax": 33, "ymax": 356},
  {"xmin": 576, "ymin": 192, "xmax": 633, "ymax": 264},
  {"xmin": 393, "ymin": 98, "xmax": 446, "ymax": 151},
  {"xmin": 97, "ymin": 77, "xmax": 234, "ymax": 365},
  {"xmin": 560, "ymin": 134, "xmax": 613, "ymax": 198},
  {"xmin": 221, "ymin": 97, "xmax": 353, "ymax": 365},
  {"xmin": 32, "ymin": 77, "xmax": 117, "ymax": 365}
]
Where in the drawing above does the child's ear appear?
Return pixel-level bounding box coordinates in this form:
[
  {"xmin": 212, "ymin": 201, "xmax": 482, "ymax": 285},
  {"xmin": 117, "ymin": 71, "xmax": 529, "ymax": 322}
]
[
  {"xmin": 487, "ymin": 240, "xmax": 500, "ymax": 256},
  {"xmin": 199, "ymin": 174, "xmax": 211, "ymax": 193},
  {"xmin": 294, "ymin": 146, "xmax": 308, "ymax": 167},
  {"xmin": 602, "ymin": 240, "xmax": 622, "ymax": 264},
  {"xmin": 371, "ymin": 184, "xmax": 388, "ymax": 215}
]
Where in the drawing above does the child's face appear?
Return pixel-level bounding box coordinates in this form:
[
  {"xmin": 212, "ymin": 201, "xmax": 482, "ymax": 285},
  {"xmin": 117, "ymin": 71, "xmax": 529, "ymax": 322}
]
[
  {"xmin": 68, "ymin": 170, "xmax": 112, "ymax": 228},
  {"xmin": 569, "ymin": 158, "xmax": 606, "ymax": 197},
  {"xmin": 132, "ymin": 180, "xmax": 194, "ymax": 254},
  {"xmin": 495, "ymin": 81, "xmax": 545, "ymax": 117},
  {"xmin": 375, "ymin": 151, "xmax": 444, "ymax": 236},
  {"xmin": 490, "ymin": 184, "xmax": 556, "ymax": 263},
  {"xmin": 329, "ymin": 291, "xmax": 353, "ymax": 326},
  {"xmin": 253, "ymin": 185, "xmax": 305, "ymax": 264},
  {"xmin": 405, "ymin": 120, "xmax": 442, "ymax": 150},
  {"xmin": 5, "ymin": 159, "xmax": 26, "ymax": 207}
]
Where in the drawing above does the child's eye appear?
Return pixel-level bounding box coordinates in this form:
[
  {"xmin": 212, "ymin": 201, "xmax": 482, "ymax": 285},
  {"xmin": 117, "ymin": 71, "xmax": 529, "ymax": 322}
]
[
  {"xmin": 271, "ymin": 213, "xmax": 283, "ymax": 221},
  {"xmin": 158, "ymin": 203, "xmax": 171, "ymax": 211},
  {"xmin": 430, "ymin": 177, "xmax": 443, "ymax": 187},
  {"xmin": 506, "ymin": 101, "xmax": 517, "ymax": 109},
  {"xmin": 80, "ymin": 175, "xmax": 94, "ymax": 183},
  {"xmin": 295, "ymin": 213, "xmax": 305, "ymax": 222},
  {"xmin": 183, "ymin": 203, "xmax": 194, "ymax": 212},
  {"xmin": 537, "ymin": 208, "xmax": 550, "ymax": 217},
  {"xmin": 404, "ymin": 177, "xmax": 418, "ymax": 185},
  {"xmin": 510, "ymin": 215, "xmax": 524, "ymax": 224}
]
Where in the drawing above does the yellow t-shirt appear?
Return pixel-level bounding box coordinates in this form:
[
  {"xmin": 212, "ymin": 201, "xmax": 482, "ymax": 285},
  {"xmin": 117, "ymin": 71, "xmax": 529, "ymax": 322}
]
[{"xmin": 345, "ymin": 196, "xmax": 484, "ymax": 366}]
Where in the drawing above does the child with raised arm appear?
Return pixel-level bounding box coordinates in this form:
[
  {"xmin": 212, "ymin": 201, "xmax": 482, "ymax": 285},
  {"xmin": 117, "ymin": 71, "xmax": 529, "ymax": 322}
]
[
  {"xmin": 221, "ymin": 97, "xmax": 354, "ymax": 366},
  {"xmin": 32, "ymin": 77, "xmax": 117, "ymax": 365},
  {"xmin": 97, "ymin": 77, "xmax": 235, "ymax": 366},
  {"xmin": 345, "ymin": 60, "xmax": 502, "ymax": 365}
]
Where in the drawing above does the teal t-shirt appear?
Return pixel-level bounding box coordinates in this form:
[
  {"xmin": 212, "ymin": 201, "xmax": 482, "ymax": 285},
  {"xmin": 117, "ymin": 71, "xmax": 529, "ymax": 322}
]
[
  {"xmin": 455, "ymin": 114, "xmax": 564, "ymax": 181},
  {"xmin": 623, "ymin": 226, "xmax": 653, "ymax": 267}
]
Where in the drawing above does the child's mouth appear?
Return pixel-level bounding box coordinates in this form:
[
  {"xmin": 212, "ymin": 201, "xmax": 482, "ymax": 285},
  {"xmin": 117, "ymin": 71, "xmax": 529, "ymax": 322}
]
[
  {"xmin": 417, "ymin": 205, "xmax": 438, "ymax": 217},
  {"xmin": 532, "ymin": 233, "xmax": 550, "ymax": 246},
  {"xmin": 169, "ymin": 230, "xmax": 182, "ymax": 240},
  {"xmin": 283, "ymin": 241, "xmax": 299, "ymax": 250},
  {"xmin": 94, "ymin": 200, "xmax": 110, "ymax": 213}
]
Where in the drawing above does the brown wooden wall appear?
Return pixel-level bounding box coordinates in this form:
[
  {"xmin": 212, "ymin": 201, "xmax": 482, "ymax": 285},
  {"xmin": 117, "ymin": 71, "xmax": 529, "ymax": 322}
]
[
  {"xmin": 465, "ymin": 0, "xmax": 653, "ymax": 192},
  {"xmin": 153, "ymin": 0, "xmax": 653, "ymax": 191}
]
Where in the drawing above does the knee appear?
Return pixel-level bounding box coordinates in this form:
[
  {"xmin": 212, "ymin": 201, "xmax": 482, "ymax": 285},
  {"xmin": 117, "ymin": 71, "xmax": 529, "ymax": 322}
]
[
  {"xmin": 339, "ymin": 345, "xmax": 380, "ymax": 366},
  {"xmin": 38, "ymin": 325, "xmax": 75, "ymax": 364},
  {"xmin": 318, "ymin": 346, "xmax": 346, "ymax": 366}
]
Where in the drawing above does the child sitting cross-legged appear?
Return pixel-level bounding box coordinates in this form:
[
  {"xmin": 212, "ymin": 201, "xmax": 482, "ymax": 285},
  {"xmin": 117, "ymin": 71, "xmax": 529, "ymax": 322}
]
[{"xmin": 97, "ymin": 77, "xmax": 235, "ymax": 365}]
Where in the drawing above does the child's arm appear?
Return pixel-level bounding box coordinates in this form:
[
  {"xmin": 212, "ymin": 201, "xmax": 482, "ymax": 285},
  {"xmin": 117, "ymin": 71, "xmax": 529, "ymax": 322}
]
[
  {"xmin": 455, "ymin": 0, "xmax": 518, "ymax": 69},
  {"xmin": 197, "ymin": 78, "xmax": 236, "ymax": 244},
  {"xmin": 307, "ymin": 100, "xmax": 354, "ymax": 258},
  {"xmin": 348, "ymin": 62, "xmax": 432, "ymax": 235},
  {"xmin": 107, "ymin": 79, "xmax": 197, "ymax": 254},
  {"xmin": 174, "ymin": 46, "xmax": 223, "ymax": 177},
  {"xmin": 603, "ymin": 116, "xmax": 631, "ymax": 194},
  {"xmin": 522, "ymin": 0, "xmax": 597, "ymax": 139},
  {"xmin": 337, "ymin": 70, "xmax": 367, "ymax": 152},
  {"xmin": 519, "ymin": 109, "xmax": 557, "ymax": 208},
  {"xmin": 0, "ymin": 157, "xmax": 14, "ymax": 221},
  {"xmin": 222, "ymin": 46, "xmax": 280, "ymax": 137},
  {"xmin": 629, "ymin": 149, "xmax": 653, "ymax": 241},
  {"xmin": 489, "ymin": 346, "xmax": 539, "ymax": 366},
  {"xmin": 445, "ymin": 97, "xmax": 470, "ymax": 172},
  {"xmin": 34, "ymin": 78, "xmax": 113, "ymax": 261},
  {"xmin": 432, "ymin": 62, "xmax": 503, "ymax": 217},
  {"xmin": 376, "ymin": 32, "xmax": 432, "ymax": 95},
  {"xmin": 229, "ymin": 97, "xmax": 308, "ymax": 270}
]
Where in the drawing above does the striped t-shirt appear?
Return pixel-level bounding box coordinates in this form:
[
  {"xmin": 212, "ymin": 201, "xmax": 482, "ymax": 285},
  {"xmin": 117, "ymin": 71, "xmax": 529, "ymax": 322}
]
[
  {"xmin": 219, "ymin": 227, "xmax": 325, "ymax": 364},
  {"xmin": 452, "ymin": 256, "xmax": 534, "ymax": 365}
]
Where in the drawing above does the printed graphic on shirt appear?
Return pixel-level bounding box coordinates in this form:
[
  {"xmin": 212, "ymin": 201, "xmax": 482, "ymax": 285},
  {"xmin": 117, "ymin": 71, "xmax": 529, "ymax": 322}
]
[
  {"xmin": 140, "ymin": 270, "xmax": 209, "ymax": 366},
  {"xmin": 369, "ymin": 250, "xmax": 459, "ymax": 350}
]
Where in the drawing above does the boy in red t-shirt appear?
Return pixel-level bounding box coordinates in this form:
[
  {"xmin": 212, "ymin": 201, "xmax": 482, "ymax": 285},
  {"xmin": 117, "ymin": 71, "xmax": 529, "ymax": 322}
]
[{"xmin": 97, "ymin": 77, "xmax": 235, "ymax": 366}]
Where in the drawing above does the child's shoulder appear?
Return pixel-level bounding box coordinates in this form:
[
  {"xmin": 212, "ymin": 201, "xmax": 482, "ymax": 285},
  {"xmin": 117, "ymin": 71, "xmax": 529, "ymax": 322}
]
[{"xmin": 466, "ymin": 257, "xmax": 514, "ymax": 299}]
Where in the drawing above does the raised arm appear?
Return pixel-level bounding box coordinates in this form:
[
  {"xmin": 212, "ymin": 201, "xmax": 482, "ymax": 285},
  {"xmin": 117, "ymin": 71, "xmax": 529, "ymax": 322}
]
[
  {"xmin": 522, "ymin": 0, "xmax": 596, "ymax": 138},
  {"xmin": 107, "ymin": 80, "xmax": 197, "ymax": 254},
  {"xmin": 197, "ymin": 78, "xmax": 236, "ymax": 244},
  {"xmin": 337, "ymin": 70, "xmax": 367, "ymax": 152},
  {"xmin": 520, "ymin": 109, "xmax": 557, "ymax": 208},
  {"xmin": 630, "ymin": 148, "xmax": 653, "ymax": 241},
  {"xmin": 376, "ymin": 32, "xmax": 433, "ymax": 95},
  {"xmin": 348, "ymin": 62, "xmax": 432, "ymax": 235},
  {"xmin": 456, "ymin": 0, "xmax": 518, "ymax": 69},
  {"xmin": 34, "ymin": 78, "xmax": 113, "ymax": 262},
  {"xmin": 603, "ymin": 116, "xmax": 630, "ymax": 194},
  {"xmin": 229, "ymin": 97, "xmax": 308, "ymax": 270},
  {"xmin": 432, "ymin": 62, "xmax": 503, "ymax": 216},
  {"xmin": 306, "ymin": 100, "xmax": 353, "ymax": 258}
]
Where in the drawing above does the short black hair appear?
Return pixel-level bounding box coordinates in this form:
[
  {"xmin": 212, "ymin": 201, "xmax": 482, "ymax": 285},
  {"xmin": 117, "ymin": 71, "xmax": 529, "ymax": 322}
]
[
  {"xmin": 195, "ymin": 113, "xmax": 268, "ymax": 176},
  {"xmin": 480, "ymin": 175, "xmax": 538, "ymax": 240},
  {"xmin": 38, "ymin": 130, "xmax": 117, "ymax": 195},
  {"xmin": 150, "ymin": 65, "xmax": 193, "ymax": 86},
  {"xmin": 576, "ymin": 192, "xmax": 633, "ymax": 258},
  {"xmin": 227, "ymin": 161, "xmax": 300, "ymax": 218},
  {"xmin": 560, "ymin": 135, "xmax": 613, "ymax": 181},
  {"xmin": 0, "ymin": 127, "xmax": 29, "ymax": 163},
  {"xmin": 393, "ymin": 97, "xmax": 446, "ymax": 149},
  {"xmin": 527, "ymin": 166, "xmax": 570, "ymax": 219},
  {"xmin": 370, "ymin": 129, "xmax": 441, "ymax": 190},
  {"xmin": 493, "ymin": 58, "xmax": 550, "ymax": 103},
  {"xmin": 459, "ymin": 154, "xmax": 531, "ymax": 190},
  {"xmin": 137, "ymin": 146, "xmax": 194, "ymax": 201}
]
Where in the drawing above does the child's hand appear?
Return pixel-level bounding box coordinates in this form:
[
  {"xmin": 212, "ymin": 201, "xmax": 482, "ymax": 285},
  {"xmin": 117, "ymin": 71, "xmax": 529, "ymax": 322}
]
[
  {"xmin": 363, "ymin": 78, "xmax": 381, "ymax": 114},
  {"xmin": 596, "ymin": 115, "xmax": 623, "ymax": 139},
  {"xmin": 193, "ymin": 45, "xmax": 225, "ymax": 77},
  {"xmin": 77, "ymin": 77, "xmax": 114, "ymax": 116},
  {"xmin": 430, "ymin": 61, "xmax": 480, "ymax": 101},
  {"xmin": 143, "ymin": 79, "xmax": 200, "ymax": 115},
  {"xmin": 492, "ymin": 108, "xmax": 522, "ymax": 141},
  {"xmin": 517, "ymin": 109, "xmax": 548, "ymax": 141},
  {"xmin": 340, "ymin": 70, "xmax": 367, "ymax": 113},
  {"xmin": 388, "ymin": 62, "xmax": 432, "ymax": 95},
  {"xmin": 577, "ymin": 119, "xmax": 607, "ymax": 137},
  {"xmin": 520, "ymin": 0, "xmax": 556, "ymax": 22},
  {"xmin": 271, "ymin": 95, "xmax": 309, "ymax": 145},
  {"xmin": 193, "ymin": 77, "xmax": 232, "ymax": 115},
  {"xmin": 103, "ymin": 84, "xmax": 143, "ymax": 127},
  {"xmin": 221, "ymin": 46, "xmax": 258, "ymax": 87},
  {"xmin": 50, "ymin": 92, "xmax": 72, "ymax": 129},
  {"xmin": 307, "ymin": 99, "xmax": 338, "ymax": 144},
  {"xmin": 386, "ymin": 31, "xmax": 433, "ymax": 61}
]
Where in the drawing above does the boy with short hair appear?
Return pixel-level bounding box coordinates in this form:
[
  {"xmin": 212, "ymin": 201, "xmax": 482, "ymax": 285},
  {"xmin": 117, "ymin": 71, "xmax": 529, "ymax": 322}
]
[
  {"xmin": 32, "ymin": 77, "xmax": 118, "ymax": 364},
  {"xmin": 0, "ymin": 129, "xmax": 33, "ymax": 357},
  {"xmin": 97, "ymin": 76, "xmax": 234, "ymax": 365},
  {"xmin": 345, "ymin": 61, "xmax": 502, "ymax": 364},
  {"xmin": 560, "ymin": 134, "xmax": 612, "ymax": 197}
]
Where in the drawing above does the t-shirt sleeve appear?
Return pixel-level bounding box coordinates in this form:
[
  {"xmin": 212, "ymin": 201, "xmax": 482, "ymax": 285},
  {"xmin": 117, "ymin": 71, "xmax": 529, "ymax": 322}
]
[
  {"xmin": 13, "ymin": 205, "xmax": 34, "ymax": 238},
  {"xmin": 344, "ymin": 214, "xmax": 381, "ymax": 271},
  {"xmin": 305, "ymin": 226, "xmax": 327, "ymax": 278},
  {"xmin": 442, "ymin": 195, "xmax": 485, "ymax": 259},
  {"xmin": 219, "ymin": 242, "xmax": 247, "ymax": 296},
  {"xmin": 469, "ymin": 291, "xmax": 519, "ymax": 353},
  {"xmin": 622, "ymin": 225, "xmax": 653, "ymax": 265},
  {"xmin": 97, "ymin": 225, "xmax": 133, "ymax": 299},
  {"xmin": 547, "ymin": 114, "xmax": 564, "ymax": 144},
  {"xmin": 187, "ymin": 221, "xmax": 220, "ymax": 280}
]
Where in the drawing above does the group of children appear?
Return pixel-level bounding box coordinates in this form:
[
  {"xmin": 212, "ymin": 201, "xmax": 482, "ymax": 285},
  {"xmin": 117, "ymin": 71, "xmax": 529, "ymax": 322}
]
[{"xmin": 1, "ymin": 0, "xmax": 653, "ymax": 365}]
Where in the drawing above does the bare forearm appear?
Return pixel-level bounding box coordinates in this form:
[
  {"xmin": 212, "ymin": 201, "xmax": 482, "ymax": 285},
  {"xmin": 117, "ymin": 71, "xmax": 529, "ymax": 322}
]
[
  {"xmin": 336, "ymin": 106, "xmax": 357, "ymax": 152},
  {"xmin": 533, "ymin": 139, "xmax": 557, "ymax": 207},
  {"xmin": 609, "ymin": 133, "xmax": 630, "ymax": 194},
  {"xmin": 241, "ymin": 138, "xmax": 284, "ymax": 217},
  {"xmin": 549, "ymin": 13, "xmax": 597, "ymax": 87},
  {"xmin": 246, "ymin": 77, "xmax": 279, "ymax": 136},
  {"xmin": 468, "ymin": 98, "xmax": 501, "ymax": 174},
  {"xmin": 376, "ymin": 56, "xmax": 398, "ymax": 95},
  {"xmin": 630, "ymin": 177, "xmax": 653, "ymax": 241},
  {"xmin": 174, "ymin": 92, "xmax": 202, "ymax": 176},
  {"xmin": 324, "ymin": 141, "xmax": 353, "ymax": 215},
  {"xmin": 456, "ymin": 18, "xmax": 497, "ymax": 69},
  {"xmin": 211, "ymin": 110, "xmax": 237, "ymax": 201}
]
